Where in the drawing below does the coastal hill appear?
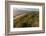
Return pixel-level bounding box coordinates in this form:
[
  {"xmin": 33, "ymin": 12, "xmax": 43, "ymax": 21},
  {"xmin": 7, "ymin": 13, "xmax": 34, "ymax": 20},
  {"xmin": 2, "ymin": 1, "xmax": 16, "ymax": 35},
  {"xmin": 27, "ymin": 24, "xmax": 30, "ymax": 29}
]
[{"xmin": 13, "ymin": 12, "xmax": 39, "ymax": 28}]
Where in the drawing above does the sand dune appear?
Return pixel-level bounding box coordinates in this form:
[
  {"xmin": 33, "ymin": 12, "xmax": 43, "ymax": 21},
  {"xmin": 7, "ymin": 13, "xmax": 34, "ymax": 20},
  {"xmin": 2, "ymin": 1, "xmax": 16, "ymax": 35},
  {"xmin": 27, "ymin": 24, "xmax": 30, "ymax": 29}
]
[
  {"xmin": 13, "ymin": 12, "xmax": 39, "ymax": 28},
  {"xmin": 14, "ymin": 13, "xmax": 27, "ymax": 19}
]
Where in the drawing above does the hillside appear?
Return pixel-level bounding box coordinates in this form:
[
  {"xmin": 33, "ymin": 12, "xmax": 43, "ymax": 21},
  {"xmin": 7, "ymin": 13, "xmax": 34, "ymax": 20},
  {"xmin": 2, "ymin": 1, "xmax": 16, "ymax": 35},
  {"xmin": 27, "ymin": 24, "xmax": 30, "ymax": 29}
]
[{"xmin": 13, "ymin": 12, "xmax": 39, "ymax": 28}]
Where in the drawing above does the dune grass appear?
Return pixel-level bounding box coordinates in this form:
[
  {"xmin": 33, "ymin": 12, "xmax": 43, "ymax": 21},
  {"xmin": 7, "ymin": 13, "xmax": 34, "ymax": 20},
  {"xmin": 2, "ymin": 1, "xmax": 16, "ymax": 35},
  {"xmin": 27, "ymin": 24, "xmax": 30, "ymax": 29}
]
[{"xmin": 13, "ymin": 11, "xmax": 39, "ymax": 28}]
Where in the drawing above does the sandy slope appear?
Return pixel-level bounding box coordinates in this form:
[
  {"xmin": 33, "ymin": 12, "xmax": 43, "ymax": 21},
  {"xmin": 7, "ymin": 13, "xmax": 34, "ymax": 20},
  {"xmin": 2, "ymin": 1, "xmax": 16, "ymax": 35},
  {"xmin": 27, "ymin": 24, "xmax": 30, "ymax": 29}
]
[{"xmin": 15, "ymin": 13, "xmax": 26, "ymax": 19}]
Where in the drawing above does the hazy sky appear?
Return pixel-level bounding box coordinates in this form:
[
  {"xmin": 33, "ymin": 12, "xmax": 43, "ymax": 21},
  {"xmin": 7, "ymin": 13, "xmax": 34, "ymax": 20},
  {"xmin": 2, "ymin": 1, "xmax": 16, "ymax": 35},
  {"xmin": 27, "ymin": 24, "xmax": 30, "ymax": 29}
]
[{"xmin": 13, "ymin": 5, "xmax": 39, "ymax": 16}]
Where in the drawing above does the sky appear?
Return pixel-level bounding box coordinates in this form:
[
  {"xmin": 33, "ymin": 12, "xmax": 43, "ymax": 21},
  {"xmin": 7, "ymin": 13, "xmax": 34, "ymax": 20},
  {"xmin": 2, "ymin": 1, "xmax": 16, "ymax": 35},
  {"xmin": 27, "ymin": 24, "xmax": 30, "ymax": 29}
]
[{"xmin": 13, "ymin": 5, "xmax": 39, "ymax": 16}]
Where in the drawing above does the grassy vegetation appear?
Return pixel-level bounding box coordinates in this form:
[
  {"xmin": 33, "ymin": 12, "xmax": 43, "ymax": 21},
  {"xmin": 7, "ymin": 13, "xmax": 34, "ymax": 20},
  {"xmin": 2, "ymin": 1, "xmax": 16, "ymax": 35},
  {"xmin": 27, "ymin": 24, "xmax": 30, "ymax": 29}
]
[{"xmin": 13, "ymin": 11, "xmax": 39, "ymax": 28}]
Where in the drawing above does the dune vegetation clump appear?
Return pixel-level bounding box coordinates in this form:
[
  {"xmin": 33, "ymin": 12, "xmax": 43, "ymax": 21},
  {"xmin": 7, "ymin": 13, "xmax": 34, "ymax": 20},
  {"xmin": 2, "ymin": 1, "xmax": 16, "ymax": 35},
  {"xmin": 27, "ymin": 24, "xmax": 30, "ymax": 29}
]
[{"xmin": 13, "ymin": 11, "xmax": 39, "ymax": 28}]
